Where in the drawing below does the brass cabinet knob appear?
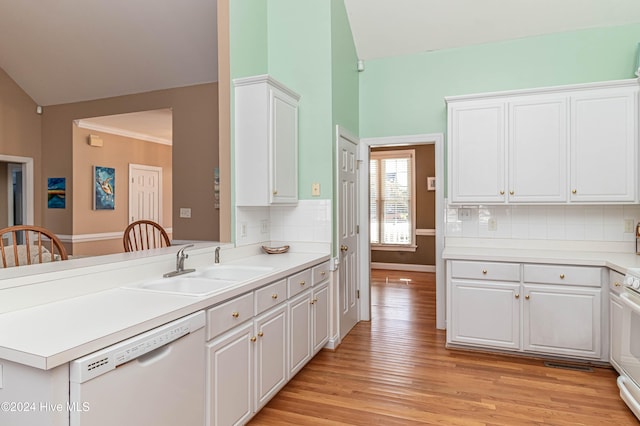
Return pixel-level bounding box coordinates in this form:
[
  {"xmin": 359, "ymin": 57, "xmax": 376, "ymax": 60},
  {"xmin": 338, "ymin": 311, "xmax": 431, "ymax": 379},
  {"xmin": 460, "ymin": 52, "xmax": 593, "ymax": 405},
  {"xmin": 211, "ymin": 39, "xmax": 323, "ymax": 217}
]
[
  {"xmin": 560, "ymin": 274, "xmax": 565, "ymax": 279},
  {"xmin": 273, "ymin": 190, "xmax": 278, "ymax": 195},
  {"xmin": 482, "ymin": 269, "xmax": 488, "ymax": 274},
  {"xmin": 258, "ymin": 331, "xmax": 264, "ymax": 337},
  {"xmin": 525, "ymin": 295, "xmax": 530, "ymax": 300},
  {"xmin": 500, "ymin": 190, "xmax": 505, "ymax": 195},
  {"xmin": 509, "ymin": 190, "xmax": 514, "ymax": 195},
  {"xmin": 515, "ymin": 293, "xmax": 520, "ymax": 299},
  {"xmin": 321, "ymin": 271, "xmax": 326, "ymax": 276},
  {"xmin": 250, "ymin": 336, "xmax": 257, "ymax": 342},
  {"xmin": 572, "ymin": 189, "xmax": 577, "ymax": 194},
  {"xmin": 340, "ymin": 245, "xmax": 349, "ymax": 252},
  {"xmin": 231, "ymin": 311, "xmax": 240, "ymax": 318},
  {"xmin": 310, "ymin": 300, "xmax": 315, "ymax": 305},
  {"xmin": 300, "ymin": 280, "xmax": 306, "ymax": 286},
  {"xmin": 615, "ymin": 282, "xmax": 621, "ymax": 287},
  {"xmin": 272, "ymin": 293, "xmax": 278, "ymax": 299}
]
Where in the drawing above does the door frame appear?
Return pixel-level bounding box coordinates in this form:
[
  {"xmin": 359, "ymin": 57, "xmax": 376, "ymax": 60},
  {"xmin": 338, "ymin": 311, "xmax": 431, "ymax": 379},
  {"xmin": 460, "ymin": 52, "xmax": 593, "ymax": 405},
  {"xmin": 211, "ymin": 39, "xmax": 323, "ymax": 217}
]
[
  {"xmin": 128, "ymin": 163, "xmax": 163, "ymax": 225},
  {"xmin": 357, "ymin": 133, "xmax": 445, "ymax": 330},
  {"xmin": 1, "ymin": 155, "xmax": 34, "ymax": 226}
]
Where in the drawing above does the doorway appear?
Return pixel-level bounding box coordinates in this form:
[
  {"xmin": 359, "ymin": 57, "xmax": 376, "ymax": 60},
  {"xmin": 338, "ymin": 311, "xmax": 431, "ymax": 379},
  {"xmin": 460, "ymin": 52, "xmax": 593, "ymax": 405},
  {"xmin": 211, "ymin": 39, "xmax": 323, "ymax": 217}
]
[
  {"xmin": 0, "ymin": 155, "xmax": 34, "ymax": 229},
  {"xmin": 358, "ymin": 133, "xmax": 445, "ymax": 330}
]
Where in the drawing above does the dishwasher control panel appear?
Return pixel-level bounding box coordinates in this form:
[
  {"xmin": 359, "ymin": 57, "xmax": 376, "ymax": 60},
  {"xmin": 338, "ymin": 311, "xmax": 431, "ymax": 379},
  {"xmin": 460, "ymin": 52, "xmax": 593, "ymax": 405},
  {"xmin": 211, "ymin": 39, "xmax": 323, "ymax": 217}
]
[{"xmin": 70, "ymin": 311, "xmax": 205, "ymax": 384}]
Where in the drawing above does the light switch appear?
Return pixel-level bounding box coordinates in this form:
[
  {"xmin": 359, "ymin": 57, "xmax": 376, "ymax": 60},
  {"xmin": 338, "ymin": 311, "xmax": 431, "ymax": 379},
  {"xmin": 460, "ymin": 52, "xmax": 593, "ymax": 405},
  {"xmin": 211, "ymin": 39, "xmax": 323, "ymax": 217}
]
[
  {"xmin": 311, "ymin": 183, "xmax": 320, "ymax": 196},
  {"xmin": 179, "ymin": 208, "xmax": 191, "ymax": 218}
]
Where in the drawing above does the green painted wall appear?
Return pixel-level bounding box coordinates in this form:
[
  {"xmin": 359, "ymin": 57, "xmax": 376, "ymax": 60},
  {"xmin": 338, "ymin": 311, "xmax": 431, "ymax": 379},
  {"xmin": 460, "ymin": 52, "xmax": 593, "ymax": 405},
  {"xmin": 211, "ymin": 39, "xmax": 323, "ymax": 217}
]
[
  {"xmin": 360, "ymin": 23, "xmax": 640, "ymax": 138},
  {"xmin": 267, "ymin": 0, "xmax": 334, "ymax": 200},
  {"xmin": 229, "ymin": 0, "xmax": 268, "ymax": 78},
  {"xmin": 331, "ymin": 0, "xmax": 359, "ymax": 136}
]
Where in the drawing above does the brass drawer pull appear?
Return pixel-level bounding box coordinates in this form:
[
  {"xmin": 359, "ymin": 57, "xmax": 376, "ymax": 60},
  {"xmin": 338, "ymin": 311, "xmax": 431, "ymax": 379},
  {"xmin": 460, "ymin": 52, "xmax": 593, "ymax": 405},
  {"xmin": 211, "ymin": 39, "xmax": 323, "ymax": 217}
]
[
  {"xmin": 300, "ymin": 281, "xmax": 306, "ymax": 286},
  {"xmin": 231, "ymin": 311, "xmax": 239, "ymax": 318},
  {"xmin": 482, "ymin": 269, "xmax": 488, "ymax": 275},
  {"xmin": 258, "ymin": 331, "xmax": 264, "ymax": 337},
  {"xmin": 560, "ymin": 274, "xmax": 565, "ymax": 279},
  {"xmin": 272, "ymin": 293, "xmax": 278, "ymax": 299}
]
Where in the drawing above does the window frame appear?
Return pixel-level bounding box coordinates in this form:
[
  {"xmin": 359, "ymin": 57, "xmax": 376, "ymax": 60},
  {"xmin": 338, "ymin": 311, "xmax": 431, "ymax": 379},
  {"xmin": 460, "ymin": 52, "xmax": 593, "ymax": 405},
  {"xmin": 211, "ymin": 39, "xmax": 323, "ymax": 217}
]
[{"xmin": 370, "ymin": 149, "xmax": 417, "ymax": 252}]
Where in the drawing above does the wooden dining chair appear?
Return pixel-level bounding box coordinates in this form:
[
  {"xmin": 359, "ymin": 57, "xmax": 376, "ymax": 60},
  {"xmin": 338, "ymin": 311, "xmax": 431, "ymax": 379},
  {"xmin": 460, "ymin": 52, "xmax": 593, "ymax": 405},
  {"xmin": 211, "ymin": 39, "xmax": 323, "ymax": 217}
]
[
  {"xmin": 0, "ymin": 225, "xmax": 68, "ymax": 268},
  {"xmin": 123, "ymin": 220, "xmax": 171, "ymax": 252}
]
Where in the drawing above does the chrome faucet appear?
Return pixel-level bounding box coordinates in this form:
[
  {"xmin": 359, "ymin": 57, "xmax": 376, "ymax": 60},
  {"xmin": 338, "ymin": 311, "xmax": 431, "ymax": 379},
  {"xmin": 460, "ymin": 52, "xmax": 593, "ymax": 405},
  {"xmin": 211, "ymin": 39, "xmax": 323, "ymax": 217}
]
[
  {"xmin": 214, "ymin": 246, "xmax": 221, "ymax": 264},
  {"xmin": 163, "ymin": 244, "xmax": 196, "ymax": 278}
]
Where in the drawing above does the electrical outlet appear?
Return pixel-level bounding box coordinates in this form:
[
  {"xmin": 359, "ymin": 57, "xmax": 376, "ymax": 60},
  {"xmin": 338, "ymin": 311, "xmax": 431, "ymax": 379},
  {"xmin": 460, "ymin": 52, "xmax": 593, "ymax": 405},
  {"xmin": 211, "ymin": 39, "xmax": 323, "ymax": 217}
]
[
  {"xmin": 488, "ymin": 218, "xmax": 497, "ymax": 231},
  {"xmin": 624, "ymin": 219, "xmax": 635, "ymax": 233},
  {"xmin": 458, "ymin": 208, "xmax": 471, "ymax": 221},
  {"xmin": 260, "ymin": 220, "xmax": 269, "ymax": 234},
  {"xmin": 311, "ymin": 183, "xmax": 320, "ymax": 196},
  {"xmin": 240, "ymin": 222, "xmax": 247, "ymax": 238},
  {"xmin": 179, "ymin": 207, "xmax": 191, "ymax": 218}
]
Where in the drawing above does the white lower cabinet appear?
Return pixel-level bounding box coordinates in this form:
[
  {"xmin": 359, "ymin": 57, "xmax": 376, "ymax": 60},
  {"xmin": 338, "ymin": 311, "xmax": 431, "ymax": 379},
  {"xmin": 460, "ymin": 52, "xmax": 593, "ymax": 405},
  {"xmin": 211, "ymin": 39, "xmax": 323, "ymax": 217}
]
[
  {"xmin": 206, "ymin": 262, "xmax": 330, "ymax": 425},
  {"xmin": 288, "ymin": 281, "xmax": 330, "ymax": 377},
  {"xmin": 447, "ymin": 260, "xmax": 604, "ymax": 361}
]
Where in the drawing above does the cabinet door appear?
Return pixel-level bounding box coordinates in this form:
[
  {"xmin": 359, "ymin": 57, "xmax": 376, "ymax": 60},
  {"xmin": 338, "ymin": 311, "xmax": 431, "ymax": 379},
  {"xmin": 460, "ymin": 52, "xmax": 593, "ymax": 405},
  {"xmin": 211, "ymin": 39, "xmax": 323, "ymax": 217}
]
[
  {"xmin": 312, "ymin": 282, "xmax": 330, "ymax": 353},
  {"xmin": 206, "ymin": 322, "xmax": 254, "ymax": 426},
  {"xmin": 523, "ymin": 284, "xmax": 601, "ymax": 358},
  {"xmin": 270, "ymin": 87, "xmax": 298, "ymax": 204},
  {"xmin": 449, "ymin": 279, "xmax": 520, "ymax": 350},
  {"xmin": 288, "ymin": 290, "xmax": 312, "ymax": 376},
  {"xmin": 570, "ymin": 88, "xmax": 637, "ymax": 202},
  {"xmin": 610, "ymin": 292, "xmax": 624, "ymax": 372},
  {"xmin": 449, "ymin": 102, "xmax": 506, "ymax": 203},
  {"xmin": 254, "ymin": 304, "xmax": 288, "ymax": 411},
  {"xmin": 508, "ymin": 97, "xmax": 567, "ymax": 202}
]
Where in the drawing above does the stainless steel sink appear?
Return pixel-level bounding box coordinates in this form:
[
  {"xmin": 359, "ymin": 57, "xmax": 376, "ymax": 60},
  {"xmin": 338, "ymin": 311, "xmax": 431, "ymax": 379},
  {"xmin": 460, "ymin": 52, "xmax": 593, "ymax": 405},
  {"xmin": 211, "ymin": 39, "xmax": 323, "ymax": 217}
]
[{"xmin": 127, "ymin": 276, "xmax": 238, "ymax": 297}]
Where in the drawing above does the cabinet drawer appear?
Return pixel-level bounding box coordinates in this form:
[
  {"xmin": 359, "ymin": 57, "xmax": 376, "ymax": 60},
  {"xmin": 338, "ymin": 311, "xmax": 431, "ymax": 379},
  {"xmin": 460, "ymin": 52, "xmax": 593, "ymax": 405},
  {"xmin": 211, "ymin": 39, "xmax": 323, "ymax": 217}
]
[
  {"xmin": 255, "ymin": 279, "xmax": 287, "ymax": 315},
  {"xmin": 523, "ymin": 264, "xmax": 601, "ymax": 287},
  {"xmin": 609, "ymin": 269, "xmax": 625, "ymax": 294},
  {"xmin": 450, "ymin": 260, "xmax": 520, "ymax": 282},
  {"xmin": 312, "ymin": 261, "xmax": 331, "ymax": 285},
  {"xmin": 207, "ymin": 292, "xmax": 255, "ymax": 340},
  {"xmin": 288, "ymin": 268, "xmax": 312, "ymax": 297}
]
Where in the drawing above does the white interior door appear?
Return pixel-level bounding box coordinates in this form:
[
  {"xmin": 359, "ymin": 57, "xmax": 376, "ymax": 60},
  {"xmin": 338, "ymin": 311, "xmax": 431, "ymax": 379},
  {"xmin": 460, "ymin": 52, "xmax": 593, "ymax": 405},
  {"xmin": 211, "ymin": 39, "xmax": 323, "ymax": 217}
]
[
  {"xmin": 337, "ymin": 128, "xmax": 359, "ymax": 339},
  {"xmin": 129, "ymin": 164, "xmax": 162, "ymax": 224}
]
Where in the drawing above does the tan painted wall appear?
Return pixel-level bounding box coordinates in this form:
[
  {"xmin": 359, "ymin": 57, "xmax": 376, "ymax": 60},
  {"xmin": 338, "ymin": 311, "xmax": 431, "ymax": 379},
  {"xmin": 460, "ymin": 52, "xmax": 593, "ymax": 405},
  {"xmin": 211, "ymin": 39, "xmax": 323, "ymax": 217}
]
[
  {"xmin": 371, "ymin": 144, "xmax": 436, "ymax": 266},
  {"xmin": 71, "ymin": 127, "xmax": 172, "ymax": 256},
  {"xmin": 41, "ymin": 83, "xmax": 220, "ymax": 251},
  {"xmin": 0, "ymin": 68, "xmax": 42, "ymax": 225},
  {"xmin": 0, "ymin": 163, "xmax": 7, "ymax": 228}
]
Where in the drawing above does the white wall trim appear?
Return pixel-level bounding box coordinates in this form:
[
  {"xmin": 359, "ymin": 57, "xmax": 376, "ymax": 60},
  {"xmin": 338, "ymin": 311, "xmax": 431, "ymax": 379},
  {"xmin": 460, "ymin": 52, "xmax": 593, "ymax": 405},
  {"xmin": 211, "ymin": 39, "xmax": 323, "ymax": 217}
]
[
  {"xmin": 372, "ymin": 262, "xmax": 435, "ymax": 273},
  {"xmin": 359, "ymin": 133, "xmax": 445, "ymax": 330},
  {"xmin": 75, "ymin": 119, "xmax": 171, "ymax": 145},
  {"xmin": 416, "ymin": 228, "xmax": 436, "ymax": 236},
  {"xmin": 58, "ymin": 228, "xmax": 173, "ymax": 243}
]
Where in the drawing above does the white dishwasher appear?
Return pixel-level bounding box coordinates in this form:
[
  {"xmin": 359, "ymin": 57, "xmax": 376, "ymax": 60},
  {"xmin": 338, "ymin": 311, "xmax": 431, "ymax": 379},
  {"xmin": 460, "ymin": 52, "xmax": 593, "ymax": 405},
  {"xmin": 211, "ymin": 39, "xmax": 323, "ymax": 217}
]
[{"xmin": 69, "ymin": 311, "xmax": 206, "ymax": 426}]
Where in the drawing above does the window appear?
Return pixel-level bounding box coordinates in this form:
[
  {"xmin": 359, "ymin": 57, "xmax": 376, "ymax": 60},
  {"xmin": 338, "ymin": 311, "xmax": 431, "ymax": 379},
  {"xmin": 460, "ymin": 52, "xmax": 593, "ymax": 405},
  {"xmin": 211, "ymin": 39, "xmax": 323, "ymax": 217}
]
[{"xmin": 370, "ymin": 149, "xmax": 416, "ymax": 250}]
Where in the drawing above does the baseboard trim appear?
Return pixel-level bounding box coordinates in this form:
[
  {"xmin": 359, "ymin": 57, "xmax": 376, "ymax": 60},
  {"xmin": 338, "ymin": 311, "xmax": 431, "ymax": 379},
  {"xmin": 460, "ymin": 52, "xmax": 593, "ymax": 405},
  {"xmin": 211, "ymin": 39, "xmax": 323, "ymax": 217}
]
[
  {"xmin": 324, "ymin": 334, "xmax": 341, "ymax": 351},
  {"xmin": 371, "ymin": 262, "xmax": 435, "ymax": 273}
]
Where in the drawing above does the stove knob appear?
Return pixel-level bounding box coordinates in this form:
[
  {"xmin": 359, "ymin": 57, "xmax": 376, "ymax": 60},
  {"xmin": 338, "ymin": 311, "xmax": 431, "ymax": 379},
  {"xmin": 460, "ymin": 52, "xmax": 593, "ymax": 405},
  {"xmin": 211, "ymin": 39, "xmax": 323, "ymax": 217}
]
[
  {"xmin": 624, "ymin": 275, "xmax": 634, "ymax": 287},
  {"xmin": 633, "ymin": 278, "xmax": 640, "ymax": 289}
]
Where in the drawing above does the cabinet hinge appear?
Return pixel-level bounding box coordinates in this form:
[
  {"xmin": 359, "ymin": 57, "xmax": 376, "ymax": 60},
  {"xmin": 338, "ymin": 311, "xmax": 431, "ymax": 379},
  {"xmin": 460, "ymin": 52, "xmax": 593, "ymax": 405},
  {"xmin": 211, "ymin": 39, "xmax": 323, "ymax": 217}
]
[
  {"xmin": 356, "ymin": 225, "xmax": 359, "ymax": 234},
  {"xmin": 357, "ymin": 290, "xmax": 360, "ymax": 299}
]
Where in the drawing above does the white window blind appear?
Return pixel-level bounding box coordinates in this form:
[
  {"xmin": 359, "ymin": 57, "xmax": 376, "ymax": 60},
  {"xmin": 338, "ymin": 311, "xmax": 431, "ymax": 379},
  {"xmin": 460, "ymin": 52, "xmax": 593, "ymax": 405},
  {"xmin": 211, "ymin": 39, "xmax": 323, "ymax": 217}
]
[{"xmin": 370, "ymin": 149, "xmax": 415, "ymax": 247}]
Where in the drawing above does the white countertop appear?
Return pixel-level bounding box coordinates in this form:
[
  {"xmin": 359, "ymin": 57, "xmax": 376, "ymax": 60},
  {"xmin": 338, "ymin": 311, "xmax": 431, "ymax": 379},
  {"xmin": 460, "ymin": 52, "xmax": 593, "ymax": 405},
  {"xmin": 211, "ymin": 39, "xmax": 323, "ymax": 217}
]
[
  {"xmin": 0, "ymin": 250, "xmax": 330, "ymax": 370},
  {"xmin": 442, "ymin": 246, "xmax": 640, "ymax": 273}
]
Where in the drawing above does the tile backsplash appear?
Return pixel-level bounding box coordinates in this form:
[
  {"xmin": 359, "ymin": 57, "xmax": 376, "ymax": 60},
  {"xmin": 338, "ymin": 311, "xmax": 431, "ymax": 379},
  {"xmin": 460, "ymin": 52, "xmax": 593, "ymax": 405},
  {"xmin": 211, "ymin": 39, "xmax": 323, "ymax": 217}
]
[
  {"xmin": 446, "ymin": 204, "xmax": 640, "ymax": 242},
  {"xmin": 236, "ymin": 200, "xmax": 332, "ymax": 246}
]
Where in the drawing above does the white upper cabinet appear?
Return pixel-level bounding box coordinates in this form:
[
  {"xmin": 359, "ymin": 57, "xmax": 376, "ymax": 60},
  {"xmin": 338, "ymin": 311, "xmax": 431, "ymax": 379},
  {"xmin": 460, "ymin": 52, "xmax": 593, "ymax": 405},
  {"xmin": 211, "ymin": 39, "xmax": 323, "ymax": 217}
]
[
  {"xmin": 449, "ymin": 102, "xmax": 506, "ymax": 203},
  {"xmin": 508, "ymin": 96, "xmax": 567, "ymax": 203},
  {"xmin": 447, "ymin": 79, "xmax": 638, "ymax": 205},
  {"xmin": 570, "ymin": 87, "xmax": 637, "ymax": 202},
  {"xmin": 235, "ymin": 75, "xmax": 300, "ymax": 206}
]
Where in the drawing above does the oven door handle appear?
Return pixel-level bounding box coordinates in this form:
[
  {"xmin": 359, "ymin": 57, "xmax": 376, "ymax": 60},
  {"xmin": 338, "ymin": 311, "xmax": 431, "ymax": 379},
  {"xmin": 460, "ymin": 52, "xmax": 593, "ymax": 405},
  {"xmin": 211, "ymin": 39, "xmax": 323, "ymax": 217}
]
[
  {"xmin": 620, "ymin": 292, "xmax": 640, "ymax": 313},
  {"xmin": 618, "ymin": 376, "xmax": 640, "ymax": 419}
]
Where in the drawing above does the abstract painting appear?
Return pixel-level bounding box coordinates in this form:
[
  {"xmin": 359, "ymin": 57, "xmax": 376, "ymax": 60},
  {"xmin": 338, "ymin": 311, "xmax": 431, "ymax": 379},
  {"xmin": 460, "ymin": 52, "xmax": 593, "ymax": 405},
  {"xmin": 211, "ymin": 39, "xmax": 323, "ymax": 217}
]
[
  {"xmin": 94, "ymin": 166, "xmax": 115, "ymax": 210},
  {"xmin": 47, "ymin": 177, "xmax": 66, "ymax": 209}
]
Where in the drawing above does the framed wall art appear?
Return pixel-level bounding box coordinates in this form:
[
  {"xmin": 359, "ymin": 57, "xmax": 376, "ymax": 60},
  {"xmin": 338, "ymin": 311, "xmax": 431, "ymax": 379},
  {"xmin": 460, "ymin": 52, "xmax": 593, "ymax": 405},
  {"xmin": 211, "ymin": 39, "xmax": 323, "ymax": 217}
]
[{"xmin": 94, "ymin": 166, "xmax": 115, "ymax": 210}]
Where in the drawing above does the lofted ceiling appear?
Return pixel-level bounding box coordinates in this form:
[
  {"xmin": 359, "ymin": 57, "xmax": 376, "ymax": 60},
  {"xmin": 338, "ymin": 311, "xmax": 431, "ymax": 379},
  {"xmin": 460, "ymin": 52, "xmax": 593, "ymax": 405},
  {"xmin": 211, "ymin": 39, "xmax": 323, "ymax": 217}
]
[
  {"xmin": 344, "ymin": 0, "xmax": 640, "ymax": 61},
  {"xmin": 1, "ymin": 1, "xmax": 639, "ymax": 138}
]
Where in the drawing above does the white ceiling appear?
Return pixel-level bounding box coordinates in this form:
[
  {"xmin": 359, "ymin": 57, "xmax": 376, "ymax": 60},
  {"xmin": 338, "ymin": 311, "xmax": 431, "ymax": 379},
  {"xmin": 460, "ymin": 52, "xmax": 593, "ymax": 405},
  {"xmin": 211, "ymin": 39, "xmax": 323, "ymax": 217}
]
[
  {"xmin": 344, "ymin": 0, "xmax": 640, "ymax": 61},
  {"xmin": 0, "ymin": 0, "xmax": 217, "ymax": 106},
  {"xmin": 1, "ymin": 1, "xmax": 639, "ymax": 138}
]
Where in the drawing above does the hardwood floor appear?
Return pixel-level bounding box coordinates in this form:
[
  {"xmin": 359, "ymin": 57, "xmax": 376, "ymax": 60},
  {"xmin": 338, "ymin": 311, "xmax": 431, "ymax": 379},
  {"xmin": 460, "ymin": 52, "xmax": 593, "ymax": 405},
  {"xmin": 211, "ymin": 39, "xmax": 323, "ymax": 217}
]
[{"xmin": 249, "ymin": 270, "xmax": 637, "ymax": 425}]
